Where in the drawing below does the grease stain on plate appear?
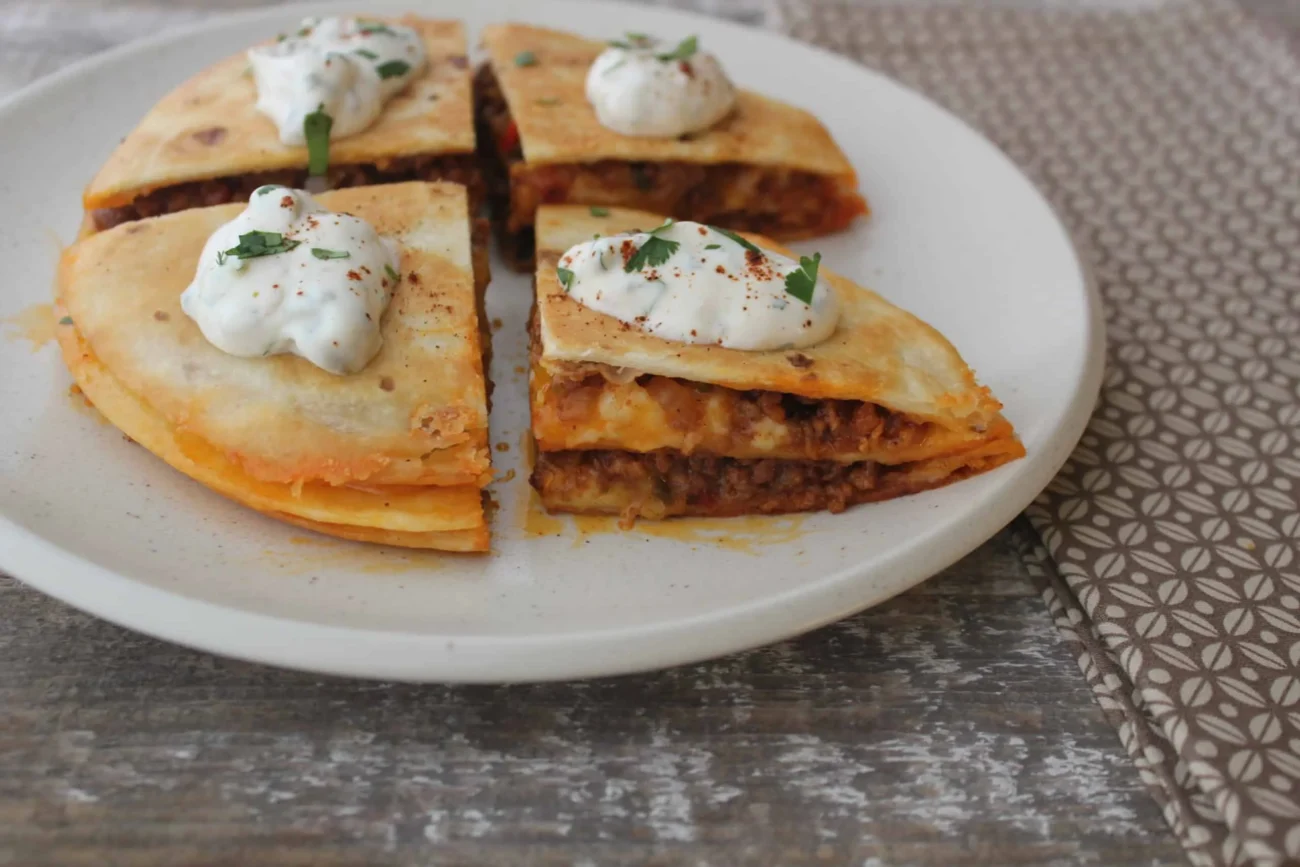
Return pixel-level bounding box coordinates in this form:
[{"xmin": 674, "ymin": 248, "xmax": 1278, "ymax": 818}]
[{"xmin": 2, "ymin": 302, "xmax": 57, "ymax": 352}]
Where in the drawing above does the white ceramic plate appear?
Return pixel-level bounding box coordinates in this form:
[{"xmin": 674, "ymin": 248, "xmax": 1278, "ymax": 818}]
[{"xmin": 0, "ymin": 0, "xmax": 1102, "ymax": 683}]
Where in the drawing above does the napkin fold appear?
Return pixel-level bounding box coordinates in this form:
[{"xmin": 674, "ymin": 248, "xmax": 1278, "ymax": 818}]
[{"xmin": 774, "ymin": 1, "xmax": 1300, "ymax": 864}]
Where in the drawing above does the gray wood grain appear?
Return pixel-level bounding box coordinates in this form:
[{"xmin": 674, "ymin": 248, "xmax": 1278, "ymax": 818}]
[{"xmin": 0, "ymin": 1, "xmax": 1198, "ymax": 865}]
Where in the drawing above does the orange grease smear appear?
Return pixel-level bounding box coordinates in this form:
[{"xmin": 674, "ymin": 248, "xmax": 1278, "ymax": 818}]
[{"xmin": 2, "ymin": 303, "xmax": 57, "ymax": 353}]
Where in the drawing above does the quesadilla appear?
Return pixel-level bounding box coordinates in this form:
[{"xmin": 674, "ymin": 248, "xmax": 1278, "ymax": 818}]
[
  {"xmin": 57, "ymin": 182, "xmax": 492, "ymax": 551},
  {"xmin": 528, "ymin": 205, "xmax": 1023, "ymax": 520},
  {"xmin": 476, "ymin": 23, "xmax": 867, "ymax": 268},
  {"xmin": 84, "ymin": 17, "xmax": 478, "ymax": 233}
]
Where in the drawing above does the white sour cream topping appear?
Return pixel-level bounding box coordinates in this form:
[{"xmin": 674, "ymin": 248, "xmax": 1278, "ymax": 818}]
[
  {"xmin": 248, "ymin": 16, "xmax": 426, "ymax": 146},
  {"xmin": 181, "ymin": 187, "xmax": 401, "ymax": 375},
  {"xmin": 585, "ymin": 35, "xmax": 736, "ymax": 138},
  {"xmin": 558, "ymin": 221, "xmax": 839, "ymax": 351}
]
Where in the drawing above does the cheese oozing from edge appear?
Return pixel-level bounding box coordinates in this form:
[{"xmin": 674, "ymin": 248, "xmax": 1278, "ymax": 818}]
[
  {"xmin": 585, "ymin": 35, "xmax": 736, "ymax": 138},
  {"xmin": 181, "ymin": 187, "xmax": 401, "ymax": 375},
  {"xmin": 248, "ymin": 16, "xmax": 426, "ymax": 146},
  {"xmin": 557, "ymin": 220, "xmax": 839, "ymax": 351}
]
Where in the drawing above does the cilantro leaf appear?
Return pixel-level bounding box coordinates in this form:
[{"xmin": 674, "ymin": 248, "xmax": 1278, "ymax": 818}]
[
  {"xmin": 356, "ymin": 19, "xmax": 397, "ymax": 36},
  {"xmin": 220, "ymin": 231, "xmax": 302, "ymax": 263},
  {"xmin": 609, "ymin": 32, "xmax": 653, "ymax": 49},
  {"xmin": 589, "ymin": 206, "xmax": 610, "ymax": 217},
  {"xmin": 556, "ymin": 267, "xmax": 575, "ymax": 292},
  {"xmin": 384, "ymin": 264, "xmax": 401, "ymax": 283},
  {"xmin": 656, "ymin": 35, "xmax": 697, "ymax": 62},
  {"xmin": 353, "ymin": 48, "xmax": 379, "ymax": 60},
  {"xmin": 303, "ymin": 104, "xmax": 333, "ymax": 176},
  {"xmin": 710, "ymin": 225, "xmax": 761, "ymax": 255},
  {"xmin": 514, "ymin": 50, "xmax": 538, "ymax": 67},
  {"xmin": 311, "ymin": 247, "xmax": 350, "ymax": 260},
  {"xmin": 625, "ymin": 233, "xmax": 680, "ymax": 272},
  {"xmin": 254, "ymin": 184, "xmax": 282, "ymax": 196},
  {"xmin": 376, "ymin": 59, "xmax": 411, "ymax": 79},
  {"xmin": 58, "ymin": 316, "xmax": 73, "ymax": 325},
  {"xmin": 783, "ymin": 252, "xmax": 822, "ymax": 304},
  {"xmin": 704, "ymin": 243, "xmax": 721, "ymax": 250}
]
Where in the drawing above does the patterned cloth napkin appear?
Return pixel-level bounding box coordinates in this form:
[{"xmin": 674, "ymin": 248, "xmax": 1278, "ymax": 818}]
[{"xmin": 774, "ymin": 0, "xmax": 1300, "ymax": 864}]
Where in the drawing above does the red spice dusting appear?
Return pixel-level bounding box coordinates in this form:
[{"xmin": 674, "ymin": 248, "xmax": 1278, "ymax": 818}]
[
  {"xmin": 408, "ymin": 272, "xmax": 420, "ymax": 284},
  {"xmin": 644, "ymin": 269, "xmax": 659, "ymax": 281},
  {"xmin": 697, "ymin": 226, "xmax": 707, "ymax": 235},
  {"xmin": 679, "ymin": 61, "xmax": 694, "ymax": 78},
  {"xmin": 347, "ymin": 270, "xmax": 362, "ymax": 281},
  {"xmin": 280, "ymin": 195, "xmax": 294, "ymax": 208},
  {"xmin": 619, "ymin": 239, "xmax": 637, "ymax": 266},
  {"xmin": 715, "ymin": 265, "xmax": 726, "ymax": 274}
]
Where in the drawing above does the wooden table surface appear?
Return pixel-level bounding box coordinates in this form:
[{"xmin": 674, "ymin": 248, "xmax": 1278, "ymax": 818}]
[{"xmin": 0, "ymin": 1, "xmax": 1198, "ymax": 865}]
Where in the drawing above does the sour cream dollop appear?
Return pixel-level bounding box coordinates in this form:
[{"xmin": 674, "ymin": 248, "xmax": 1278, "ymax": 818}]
[
  {"xmin": 557, "ymin": 221, "xmax": 839, "ymax": 351},
  {"xmin": 248, "ymin": 16, "xmax": 426, "ymax": 145},
  {"xmin": 181, "ymin": 187, "xmax": 401, "ymax": 375},
  {"xmin": 585, "ymin": 35, "xmax": 736, "ymax": 138}
]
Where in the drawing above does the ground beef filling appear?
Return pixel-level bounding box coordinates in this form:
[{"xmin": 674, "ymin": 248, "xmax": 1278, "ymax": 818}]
[
  {"xmin": 91, "ymin": 154, "xmax": 484, "ymax": 231},
  {"xmin": 473, "ymin": 64, "xmax": 864, "ymax": 267},
  {"xmin": 532, "ymin": 449, "xmax": 887, "ymax": 517}
]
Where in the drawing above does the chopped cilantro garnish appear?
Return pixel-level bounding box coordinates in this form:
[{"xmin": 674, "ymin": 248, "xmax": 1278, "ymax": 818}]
[
  {"xmin": 656, "ymin": 36, "xmax": 697, "ymax": 62},
  {"xmin": 303, "ymin": 104, "xmax": 332, "ymax": 176},
  {"xmin": 356, "ymin": 19, "xmax": 397, "ymax": 36},
  {"xmin": 353, "ymin": 48, "xmax": 379, "ymax": 60},
  {"xmin": 711, "ymin": 225, "xmax": 761, "ymax": 255},
  {"xmin": 277, "ymin": 33, "xmax": 287, "ymax": 43},
  {"xmin": 609, "ymin": 32, "xmax": 653, "ymax": 49},
  {"xmin": 514, "ymin": 50, "xmax": 538, "ymax": 67},
  {"xmin": 384, "ymin": 264, "xmax": 401, "ymax": 282},
  {"xmin": 219, "ymin": 231, "xmax": 301, "ymax": 264},
  {"xmin": 784, "ymin": 252, "xmax": 822, "ymax": 304},
  {"xmin": 254, "ymin": 184, "xmax": 282, "ymax": 196},
  {"xmin": 58, "ymin": 316, "xmax": 73, "ymax": 325},
  {"xmin": 704, "ymin": 243, "xmax": 721, "ymax": 250},
  {"xmin": 376, "ymin": 59, "xmax": 411, "ymax": 79},
  {"xmin": 556, "ymin": 267, "xmax": 575, "ymax": 292},
  {"xmin": 625, "ymin": 221, "xmax": 680, "ymax": 272},
  {"xmin": 311, "ymin": 247, "xmax": 350, "ymax": 260},
  {"xmin": 589, "ymin": 206, "xmax": 610, "ymax": 217}
]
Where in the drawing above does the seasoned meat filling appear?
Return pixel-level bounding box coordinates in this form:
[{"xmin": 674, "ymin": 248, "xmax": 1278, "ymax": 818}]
[
  {"xmin": 532, "ymin": 447, "xmax": 994, "ymax": 520},
  {"xmin": 91, "ymin": 153, "xmax": 484, "ymax": 231}
]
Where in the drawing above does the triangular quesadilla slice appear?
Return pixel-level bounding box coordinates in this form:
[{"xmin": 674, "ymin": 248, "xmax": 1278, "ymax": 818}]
[
  {"xmin": 528, "ymin": 205, "xmax": 1023, "ymax": 521},
  {"xmin": 85, "ymin": 16, "xmax": 477, "ymax": 234},
  {"xmin": 57, "ymin": 182, "xmax": 492, "ymax": 551},
  {"xmin": 476, "ymin": 23, "xmax": 867, "ymax": 268}
]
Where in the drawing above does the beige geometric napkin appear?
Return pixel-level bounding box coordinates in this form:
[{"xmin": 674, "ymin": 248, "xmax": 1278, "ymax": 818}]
[{"xmin": 775, "ymin": 1, "xmax": 1300, "ymax": 864}]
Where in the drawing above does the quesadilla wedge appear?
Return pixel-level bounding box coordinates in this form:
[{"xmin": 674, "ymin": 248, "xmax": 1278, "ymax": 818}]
[
  {"xmin": 85, "ymin": 16, "xmax": 478, "ymax": 233},
  {"xmin": 476, "ymin": 23, "xmax": 867, "ymax": 268},
  {"xmin": 529, "ymin": 205, "xmax": 1023, "ymax": 521},
  {"xmin": 57, "ymin": 182, "xmax": 493, "ymax": 551}
]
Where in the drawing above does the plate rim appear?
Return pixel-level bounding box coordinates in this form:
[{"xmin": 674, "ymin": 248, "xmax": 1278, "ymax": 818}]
[{"xmin": 0, "ymin": 0, "xmax": 1105, "ymax": 683}]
